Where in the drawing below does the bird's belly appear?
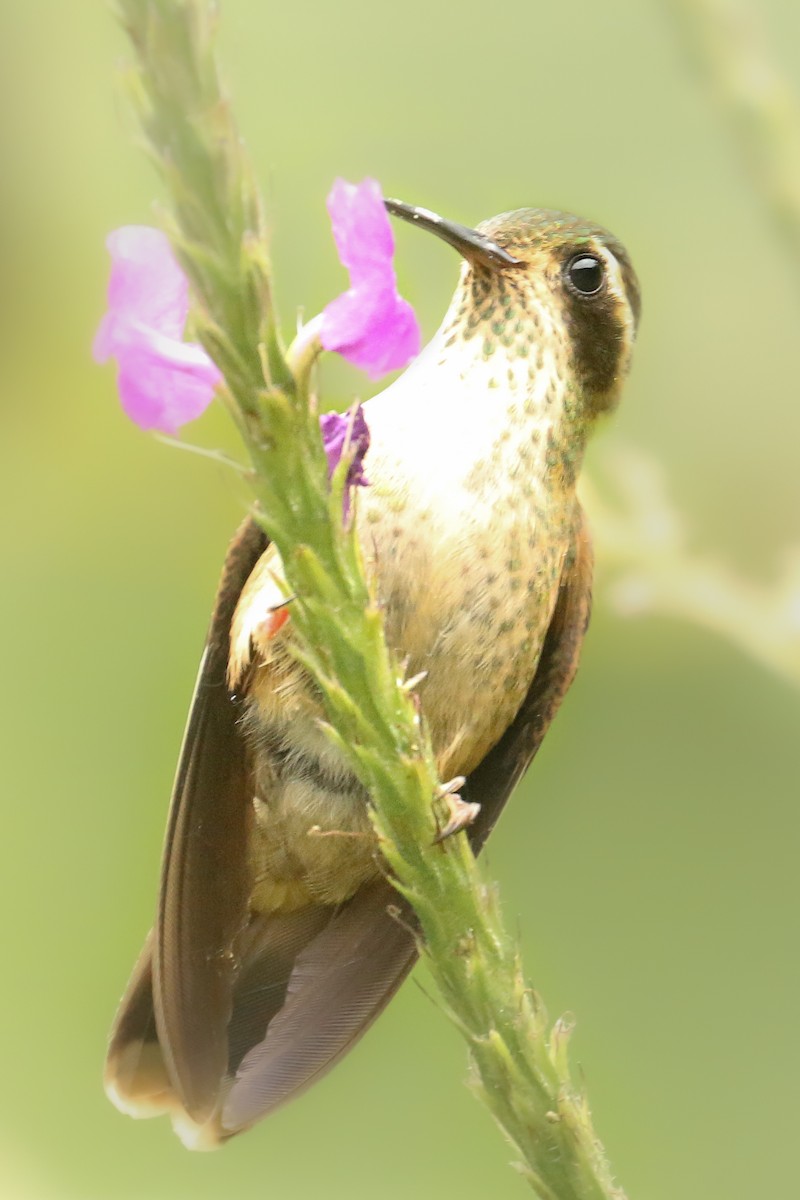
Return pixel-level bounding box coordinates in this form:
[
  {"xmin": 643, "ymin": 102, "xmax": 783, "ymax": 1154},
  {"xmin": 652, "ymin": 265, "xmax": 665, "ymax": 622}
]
[
  {"xmin": 235, "ymin": 494, "xmax": 574, "ymax": 910},
  {"xmin": 364, "ymin": 485, "xmax": 571, "ymax": 780},
  {"xmin": 383, "ymin": 538, "xmax": 567, "ymax": 780},
  {"xmin": 241, "ymin": 702, "xmax": 380, "ymax": 912}
]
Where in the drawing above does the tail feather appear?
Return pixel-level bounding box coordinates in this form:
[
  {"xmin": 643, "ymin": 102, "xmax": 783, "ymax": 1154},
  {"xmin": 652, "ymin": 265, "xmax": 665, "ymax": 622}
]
[
  {"xmin": 223, "ymin": 879, "xmax": 416, "ymax": 1132},
  {"xmin": 104, "ymin": 882, "xmax": 417, "ymax": 1148},
  {"xmin": 104, "ymin": 934, "xmax": 177, "ymax": 1122}
]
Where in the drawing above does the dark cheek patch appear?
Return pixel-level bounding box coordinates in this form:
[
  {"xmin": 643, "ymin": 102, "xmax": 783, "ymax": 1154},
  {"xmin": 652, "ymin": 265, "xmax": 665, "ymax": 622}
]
[{"xmin": 563, "ymin": 293, "xmax": 626, "ymax": 398}]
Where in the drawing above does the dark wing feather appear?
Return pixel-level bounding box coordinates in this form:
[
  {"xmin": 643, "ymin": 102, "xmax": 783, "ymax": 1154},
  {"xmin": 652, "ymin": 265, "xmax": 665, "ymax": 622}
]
[
  {"xmin": 105, "ymin": 518, "xmax": 267, "ymax": 1122},
  {"xmin": 221, "ymin": 878, "xmax": 416, "ymax": 1135},
  {"xmin": 153, "ymin": 516, "xmax": 268, "ymax": 1121}
]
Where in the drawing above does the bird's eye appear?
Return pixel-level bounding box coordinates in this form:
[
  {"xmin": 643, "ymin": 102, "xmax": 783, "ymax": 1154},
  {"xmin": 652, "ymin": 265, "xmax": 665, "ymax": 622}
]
[{"xmin": 565, "ymin": 253, "xmax": 605, "ymax": 297}]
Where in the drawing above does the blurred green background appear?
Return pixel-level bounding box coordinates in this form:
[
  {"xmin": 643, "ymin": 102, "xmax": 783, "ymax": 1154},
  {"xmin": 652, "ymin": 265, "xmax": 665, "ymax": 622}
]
[{"xmin": 1, "ymin": 1, "xmax": 798, "ymax": 1197}]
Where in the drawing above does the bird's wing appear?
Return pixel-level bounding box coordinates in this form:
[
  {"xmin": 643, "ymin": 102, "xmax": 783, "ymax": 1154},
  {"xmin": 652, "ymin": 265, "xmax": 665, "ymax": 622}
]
[
  {"xmin": 106, "ymin": 516, "xmax": 268, "ymax": 1126},
  {"xmin": 105, "ymin": 516, "xmax": 416, "ymax": 1146},
  {"xmin": 106, "ymin": 509, "xmax": 593, "ymax": 1146}
]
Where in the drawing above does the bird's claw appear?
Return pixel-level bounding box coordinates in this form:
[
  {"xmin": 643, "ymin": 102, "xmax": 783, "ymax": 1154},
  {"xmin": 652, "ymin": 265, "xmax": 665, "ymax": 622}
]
[{"xmin": 433, "ymin": 782, "xmax": 480, "ymax": 844}]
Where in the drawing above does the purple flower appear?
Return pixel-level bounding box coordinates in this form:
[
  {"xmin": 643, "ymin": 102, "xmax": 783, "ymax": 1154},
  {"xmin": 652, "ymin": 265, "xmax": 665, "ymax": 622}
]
[
  {"xmin": 93, "ymin": 226, "xmax": 222, "ymax": 433},
  {"xmin": 320, "ymin": 404, "xmax": 370, "ymax": 518},
  {"xmin": 321, "ymin": 178, "xmax": 420, "ymax": 379}
]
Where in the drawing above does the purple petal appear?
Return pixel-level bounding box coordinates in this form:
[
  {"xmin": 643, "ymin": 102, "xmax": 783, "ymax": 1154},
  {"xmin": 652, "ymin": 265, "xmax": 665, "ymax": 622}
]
[
  {"xmin": 322, "ymin": 285, "xmax": 420, "ymax": 379},
  {"xmin": 94, "ymin": 225, "xmax": 221, "ymax": 431},
  {"xmin": 321, "ymin": 178, "xmax": 420, "ymax": 379},
  {"xmin": 320, "ymin": 405, "xmax": 370, "ymax": 482},
  {"xmin": 320, "ymin": 405, "xmax": 370, "ymax": 519},
  {"xmin": 94, "ymin": 227, "xmax": 189, "ymax": 359},
  {"xmin": 326, "ymin": 178, "xmax": 394, "ymax": 281},
  {"xmin": 116, "ymin": 332, "xmax": 222, "ymax": 435}
]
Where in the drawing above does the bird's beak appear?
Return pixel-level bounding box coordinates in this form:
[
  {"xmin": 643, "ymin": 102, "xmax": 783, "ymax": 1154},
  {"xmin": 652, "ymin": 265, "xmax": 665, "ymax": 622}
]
[{"xmin": 384, "ymin": 198, "xmax": 522, "ymax": 270}]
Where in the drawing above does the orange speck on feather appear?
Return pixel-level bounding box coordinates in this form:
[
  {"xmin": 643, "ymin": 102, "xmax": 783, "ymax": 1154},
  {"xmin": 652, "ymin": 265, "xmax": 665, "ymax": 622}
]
[{"xmin": 260, "ymin": 606, "xmax": 291, "ymax": 639}]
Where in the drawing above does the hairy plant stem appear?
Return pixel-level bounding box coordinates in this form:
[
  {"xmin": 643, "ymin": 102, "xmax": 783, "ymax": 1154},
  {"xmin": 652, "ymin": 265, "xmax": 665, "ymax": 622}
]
[{"xmin": 114, "ymin": 2, "xmax": 626, "ymax": 1195}]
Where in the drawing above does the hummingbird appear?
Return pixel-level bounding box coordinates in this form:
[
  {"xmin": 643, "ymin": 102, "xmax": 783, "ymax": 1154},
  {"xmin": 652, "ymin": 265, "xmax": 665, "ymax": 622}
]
[{"xmin": 105, "ymin": 200, "xmax": 640, "ymax": 1149}]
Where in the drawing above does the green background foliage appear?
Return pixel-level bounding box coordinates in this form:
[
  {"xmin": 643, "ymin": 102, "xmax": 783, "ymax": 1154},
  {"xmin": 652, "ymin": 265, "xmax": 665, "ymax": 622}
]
[{"xmin": 1, "ymin": 2, "xmax": 798, "ymax": 1197}]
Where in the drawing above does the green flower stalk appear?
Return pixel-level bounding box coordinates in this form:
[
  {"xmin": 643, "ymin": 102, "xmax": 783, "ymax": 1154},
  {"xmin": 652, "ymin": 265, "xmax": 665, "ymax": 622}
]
[{"xmin": 108, "ymin": 1, "xmax": 628, "ymax": 1195}]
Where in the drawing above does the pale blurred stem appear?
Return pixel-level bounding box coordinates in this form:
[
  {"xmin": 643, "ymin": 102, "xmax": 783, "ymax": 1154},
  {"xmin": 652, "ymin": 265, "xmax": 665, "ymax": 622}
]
[
  {"xmin": 583, "ymin": 453, "xmax": 800, "ymax": 688},
  {"xmin": 664, "ymin": 0, "xmax": 800, "ymax": 276},
  {"xmin": 113, "ymin": 1, "xmax": 627, "ymax": 1196},
  {"xmin": 581, "ymin": 0, "xmax": 800, "ymax": 691}
]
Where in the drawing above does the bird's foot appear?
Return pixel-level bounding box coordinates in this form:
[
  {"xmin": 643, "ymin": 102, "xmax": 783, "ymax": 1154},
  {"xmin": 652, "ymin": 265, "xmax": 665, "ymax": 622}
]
[{"xmin": 433, "ymin": 777, "xmax": 480, "ymax": 843}]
